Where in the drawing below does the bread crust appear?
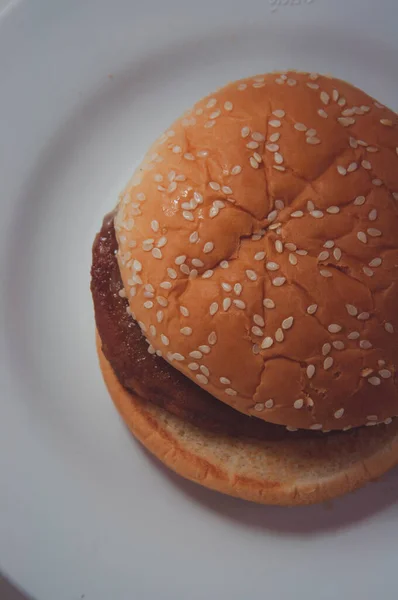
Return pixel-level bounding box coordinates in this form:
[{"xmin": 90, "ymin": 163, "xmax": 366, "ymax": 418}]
[
  {"xmin": 115, "ymin": 71, "xmax": 398, "ymax": 431},
  {"xmin": 97, "ymin": 331, "xmax": 398, "ymax": 505}
]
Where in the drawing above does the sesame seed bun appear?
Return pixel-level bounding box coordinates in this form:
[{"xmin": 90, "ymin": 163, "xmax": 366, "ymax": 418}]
[
  {"xmin": 97, "ymin": 331, "xmax": 398, "ymax": 505},
  {"xmin": 115, "ymin": 71, "xmax": 398, "ymax": 432}
]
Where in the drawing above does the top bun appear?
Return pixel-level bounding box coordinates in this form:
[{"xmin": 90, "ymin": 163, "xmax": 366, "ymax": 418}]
[{"xmin": 115, "ymin": 71, "xmax": 398, "ymax": 432}]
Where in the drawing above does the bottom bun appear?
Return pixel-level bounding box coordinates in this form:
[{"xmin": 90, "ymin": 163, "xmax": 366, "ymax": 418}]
[{"xmin": 96, "ymin": 333, "xmax": 398, "ymax": 506}]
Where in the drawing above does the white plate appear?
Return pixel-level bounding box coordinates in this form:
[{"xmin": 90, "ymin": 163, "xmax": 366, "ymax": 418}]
[{"xmin": 1, "ymin": 1, "xmax": 398, "ymax": 599}]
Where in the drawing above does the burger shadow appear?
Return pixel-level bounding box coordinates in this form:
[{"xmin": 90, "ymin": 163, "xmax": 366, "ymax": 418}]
[{"xmin": 139, "ymin": 445, "xmax": 398, "ymax": 535}]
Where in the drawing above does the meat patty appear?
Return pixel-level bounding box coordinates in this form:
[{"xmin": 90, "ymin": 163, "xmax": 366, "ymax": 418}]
[{"xmin": 91, "ymin": 212, "xmax": 332, "ymax": 441}]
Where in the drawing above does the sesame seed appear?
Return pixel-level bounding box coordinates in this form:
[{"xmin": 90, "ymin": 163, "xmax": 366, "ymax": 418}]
[
  {"xmin": 221, "ymin": 282, "xmax": 232, "ymax": 292},
  {"xmin": 333, "ymin": 248, "xmax": 342, "ymax": 261},
  {"xmin": 333, "ymin": 341, "xmax": 345, "ymax": 350},
  {"xmin": 360, "ymin": 340, "xmax": 372, "ymax": 350},
  {"xmin": 200, "ymin": 365, "xmax": 210, "ymax": 377},
  {"xmin": 208, "ymin": 332, "xmax": 217, "ymax": 346},
  {"xmin": 347, "ymin": 331, "xmax": 360, "ymax": 340},
  {"xmin": 261, "ymin": 336, "xmax": 274, "ymax": 349},
  {"xmin": 173, "ymin": 353, "xmax": 185, "ymax": 361},
  {"xmin": 380, "ymin": 118, "xmax": 393, "ymax": 127},
  {"xmin": 203, "ymin": 242, "xmax": 214, "ymax": 254},
  {"xmin": 322, "ymin": 343, "xmax": 331, "ymax": 356},
  {"xmin": 307, "ymin": 304, "xmax": 318, "ymax": 315},
  {"xmin": 238, "ymin": 83, "xmax": 247, "ymax": 91},
  {"xmin": 367, "ymin": 146, "xmax": 379, "ymax": 153},
  {"xmin": 291, "ymin": 211, "xmax": 304, "ymax": 218},
  {"xmin": 354, "ymin": 196, "xmax": 366, "ymax": 206},
  {"xmin": 247, "ymin": 141, "xmax": 259, "ymax": 150},
  {"xmin": 269, "ymin": 119, "xmax": 281, "ymax": 128},
  {"xmin": 209, "ymin": 181, "xmax": 220, "ymax": 191},
  {"xmin": 349, "ymin": 137, "xmax": 358, "ymax": 149},
  {"xmin": 328, "ymin": 324, "xmax": 342, "ymax": 334},
  {"xmin": 324, "ymin": 357, "xmax": 334, "ymax": 370},
  {"xmin": 250, "ymin": 157, "xmax": 260, "ymax": 169},
  {"xmin": 234, "ymin": 283, "xmax": 242, "ymax": 296},
  {"xmin": 338, "ymin": 117, "xmax": 355, "ymax": 127},
  {"xmin": 320, "ymin": 91, "xmax": 330, "ymax": 105},
  {"xmin": 310, "ymin": 424, "xmax": 323, "ymax": 430},
  {"xmin": 358, "ymin": 312, "xmax": 370, "ymax": 321},
  {"xmin": 337, "ymin": 165, "xmax": 347, "ymax": 176},
  {"xmin": 231, "ymin": 165, "xmax": 242, "ymax": 175},
  {"xmin": 156, "ymin": 310, "xmax": 164, "ymax": 323},
  {"xmin": 373, "ymin": 179, "xmax": 383, "ymax": 187},
  {"xmin": 274, "ymin": 328, "xmax": 284, "ymax": 343},
  {"xmin": 294, "ymin": 399, "xmax": 304, "ymax": 409},
  {"xmin": 327, "ymin": 206, "xmax": 340, "ymax": 214},
  {"xmin": 320, "ymin": 269, "xmax": 332, "ymax": 278},
  {"xmin": 160, "ymin": 281, "xmax": 172, "ymax": 290},
  {"xmin": 183, "ymin": 211, "xmax": 194, "ymax": 221},
  {"xmin": 209, "ymin": 302, "xmax": 219, "ymax": 316},
  {"xmin": 233, "ymin": 299, "xmax": 246, "ymax": 309},
  {"xmin": 241, "ymin": 126, "xmax": 250, "ymax": 138},
  {"xmin": 307, "ymin": 137, "xmax": 321, "ymax": 145},
  {"xmin": 264, "ymin": 298, "xmax": 275, "ymax": 309},
  {"xmin": 209, "ymin": 110, "xmax": 221, "ymax": 119},
  {"xmin": 274, "ymin": 152, "xmax": 284, "ymax": 164},
  {"xmin": 143, "ymin": 300, "xmax": 154, "ymax": 309},
  {"xmin": 294, "ymin": 123, "xmax": 307, "ymax": 132},
  {"xmin": 225, "ymin": 388, "xmax": 237, "ymax": 396},
  {"xmin": 282, "ymin": 316, "xmax": 294, "ymax": 330},
  {"xmin": 385, "ymin": 322, "xmax": 394, "ymax": 334},
  {"xmin": 275, "ymin": 240, "xmax": 283, "ymax": 254},
  {"xmin": 189, "ymin": 351, "xmax": 202, "ymax": 360},
  {"xmin": 324, "ymin": 240, "xmax": 335, "ymax": 249},
  {"xmin": 368, "ymin": 377, "xmax": 381, "ymax": 386},
  {"xmin": 254, "ymin": 251, "xmax": 266, "ymax": 261},
  {"xmin": 192, "ymin": 258, "xmax": 204, "ymax": 269},
  {"xmin": 307, "ymin": 83, "xmax": 319, "ymax": 90},
  {"xmin": 157, "ymin": 237, "xmax": 167, "ymax": 248},
  {"xmin": 148, "ymin": 345, "xmax": 155, "ymax": 355},
  {"xmin": 246, "ymin": 269, "xmax": 258, "ymax": 281},
  {"xmin": 143, "ymin": 240, "xmax": 154, "ymax": 251},
  {"xmin": 346, "ymin": 304, "xmax": 358, "ymax": 317},
  {"xmin": 318, "ymin": 109, "xmax": 328, "ymax": 119},
  {"xmin": 152, "ymin": 247, "xmax": 163, "ymax": 260},
  {"xmin": 254, "ymin": 403, "xmax": 264, "ymax": 412},
  {"xmin": 196, "ymin": 374, "xmax": 209, "ymax": 385},
  {"xmin": 180, "ymin": 306, "xmax": 190, "ymax": 317},
  {"xmin": 363, "ymin": 267, "xmax": 374, "ymax": 277},
  {"xmin": 224, "ymin": 101, "xmax": 233, "ymax": 111},
  {"xmin": 184, "ymin": 152, "xmax": 195, "ymax": 161},
  {"xmin": 194, "ymin": 191, "xmax": 203, "ymax": 204},
  {"xmin": 264, "ymin": 399, "xmax": 274, "ymax": 409},
  {"xmin": 180, "ymin": 327, "xmax": 192, "ymax": 336},
  {"xmin": 318, "ymin": 251, "xmax": 329, "ymax": 261},
  {"xmin": 175, "ymin": 255, "xmax": 186, "ymax": 266},
  {"xmin": 379, "ymin": 369, "xmax": 392, "ymax": 379},
  {"xmin": 367, "ymin": 228, "xmax": 382, "ymax": 237},
  {"xmin": 167, "ymin": 268, "xmax": 177, "ymax": 280},
  {"xmin": 269, "ymin": 133, "xmax": 280, "ymax": 142},
  {"xmin": 161, "ymin": 334, "xmax": 169, "ymax": 346},
  {"xmin": 307, "ymin": 365, "xmax": 316, "ymax": 379},
  {"xmin": 361, "ymin": 160, "xmax": 372, "ymax": 170},
  {"xmin": 220, "ymin": 377, "xmax": 231, "ymax": 385},
  {"xmin": 265, "ymin": 262, "xmax": 279, "ymax": 271},
  {"xmin": 204, "ymin": 120, "xmax": 216, "ymax": 129},
  {"xmin": 272, "ymin": 277, "xmax": 286, "ymax": 287},
  {"xmin": 252, "ymin": 326, "xmax": 263, "ymax": 337},
  {"xmin": 157, "ymin": 296, "xmax": 168, "ymax": 307},
  {"xmin": 202, "ymin": 270, "xmax": 214, "ymax": 279},
  {"xmin": 222, "ymin": 298, "xmax": 231, "ymax": 312},
  {"xmin": 357, "ymin": 232, "xmax": 367, "ymax": 244},
  {"xmin": 338, "ymin": 97, "xmax": 347, "ymax": 107},
  {"xmin": 334, "ymin": 408, "xmax": 344, "ymax": 419},
  {"xmin": 369, "ymin": 259, "xmax": 382, "ymax": 271},
  {"xmin": 253, "ymin": 314, "xmax": 265, "ymax": 327}
]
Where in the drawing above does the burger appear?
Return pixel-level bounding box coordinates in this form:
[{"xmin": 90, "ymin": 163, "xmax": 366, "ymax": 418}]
[{"xmin": 91, "ymin": 71, "xmax": 398, "ymax": 506}]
